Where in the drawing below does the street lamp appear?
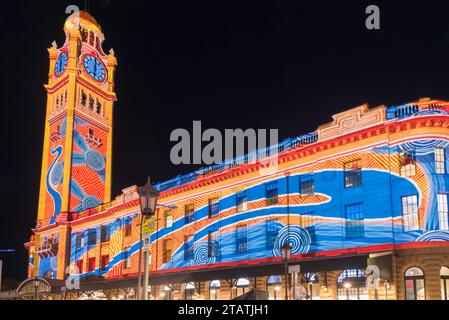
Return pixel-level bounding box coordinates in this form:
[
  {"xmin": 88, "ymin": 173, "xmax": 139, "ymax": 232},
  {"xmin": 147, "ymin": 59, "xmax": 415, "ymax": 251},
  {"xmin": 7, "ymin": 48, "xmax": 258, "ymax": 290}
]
[
  {"xmin": 137, "ymin": 177, "xmax": 159, "ymax": 300},
  {"xmin": 281, "ymin": 242, "xmax": 292, "ymax": 300}
]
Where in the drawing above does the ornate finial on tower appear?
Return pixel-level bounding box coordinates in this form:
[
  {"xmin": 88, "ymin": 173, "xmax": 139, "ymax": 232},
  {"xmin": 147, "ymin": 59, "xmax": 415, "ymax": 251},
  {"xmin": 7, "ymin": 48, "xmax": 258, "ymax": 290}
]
[
  {"xmin": 109, "ymin": 48, "xmax": 115, "ymax": 56},
  {"xmin": 52, "ymin": 41, "xmax": 57, "ymax": 49}
]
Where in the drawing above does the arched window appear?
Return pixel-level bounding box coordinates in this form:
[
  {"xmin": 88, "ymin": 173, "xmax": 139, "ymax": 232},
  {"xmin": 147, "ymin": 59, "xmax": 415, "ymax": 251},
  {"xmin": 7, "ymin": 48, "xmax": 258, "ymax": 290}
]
[
  {"xmin": 441, "ymin": 267, "xmax": 449, "ymax": 300},
  {"xmin": 185, "ymin": 282, "xmax": 196, "ymax": 300},
  {"xmin": 161, "ymin": 284, "xmax": 173, "ymax": 300},
  {"xmin": 266, "ymin": 275, "xmax": 282, "ymax": 300},
  {"xmin": 209, "ymin": 280, "xmax": 221, "ymax": 300},
  {"xmin": 405, "ymin": 267, "xmax": 425, "ymax": 300},
  {"xmin": 303, "ymin": 273, "xmax": 320, "ymax": 300},
  {"xmin": 337, "ymin": 269, "xmax": 368, "ymax": 300},
  {"xmin": 235, "ymin": 278, "xmax": 250, "ymax": 297}
]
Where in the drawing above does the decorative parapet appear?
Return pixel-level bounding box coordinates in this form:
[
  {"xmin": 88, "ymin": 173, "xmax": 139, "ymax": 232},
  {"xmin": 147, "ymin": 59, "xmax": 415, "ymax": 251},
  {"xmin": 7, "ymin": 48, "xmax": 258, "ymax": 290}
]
[{"xmin": 317, "ymin": 104, "xmax": 386, "ymax": 142}]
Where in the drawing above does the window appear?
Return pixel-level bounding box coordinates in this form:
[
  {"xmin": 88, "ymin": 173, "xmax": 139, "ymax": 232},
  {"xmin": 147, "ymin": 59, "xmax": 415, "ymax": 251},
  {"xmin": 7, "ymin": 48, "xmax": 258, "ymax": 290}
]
[
  {"xmin": 266, "ymin": 182, "xmax": 279, "ymax": 205},
  {"xmin": 75, "ymin": 232, "xmax": 83, "ymax": 249},
  {"xmin": 185, "ymin": 282, "xmax": 196, "ymax": 300},
  {"xmin": 435, "ymin": 148, "xmax": 445, "ymax": 174},
  {"xmin": 81, "ymin": 90, "xmax": 87, "ymax": 106},
  {"xmin": 236, "ymin": 191, "xmax": 247, "ymax": 212},
  {"xmin": 164, "ymin": 210, "xmax": 173, "ymax": 228},
  {"xmin": 100, "ymin": 225, "xmax": 110, "ymax": 242},
  {"xmin": 235, "ymin": 278, "xmax": 250, "ymax": 297},
  {"xmin": 405, "ymin": 267, "xmax": 425, "ymax": 300},
  {"xmin": 300, "ymin": 175, "xmax": 315, "ymax": 196},
  {"xmin": 345, "ymin": 203, "xmax": 364, "ymax": 238},
  {"xmin": 266, "ymin": 220, "xmax": 278, "ymax": 250},
  {"xmin": 438, "ymin": 194, "xmax": 449, "ymax": 231},
  {"xmin": 162, "ymin": 239, "xmax": 173, "ymax": 264},
  {"xmin": 184, "ymin": 235, "xmax": 194, "ymax": 260},
  {"xmin": 337, "ymin": 269, "xmax": 368, "ymax": 300},
  {"xmin": 266, "ymin": 275, "xmax": 282, "ymax": 300},
  {"xmin": 344, "ymin": 160, "xmax": 362, "ymax": 188},
  {"xmin": 208, "ymin": 231, "xmax": 220, "ymax": 258},
  {"xmin": 441, "ymin": 266, "xmax": 449, "ymax": 300},
  {"xmin": 236, "ymin": 225, "xmax": 247, "ymax": 253},
  {"xmin": 185, "ymin": 204, "xmax": 195, "ymax": 224},
  {"xmin": 208, "ymin": 197, "xmax": 220, "ymax": 218},
  {"xmin": 76, "ymin": 259, "xmax": 83, "ymax": 273},
  {"xmin": 209, "ymin": 280, "xmax": 221, "ymax": 300},
  {"xmin": 124, "ymin": 247, "xmax": 131, "ymax": 269},
  {"xmin": 400, "ymin": 151, "xmax": 416, "ymax": 177},
  {"xmin": 88, "ymin": 229, "xmax": 97, "ymax": 246},
  {"xmin": 87, "ymin": 257, "xmax": 96, "ymax": 272},
  {"xmin": 124, "ymin": 222, "xmax": 132, "ymax": 237},
  {"xmin": 301, "ymin": 213, "xmax": 315, "ymax": 228},
  {"xmin": 100, "ymin": 255, "xmax": 109, "ymax": 271},
  {"xmin": 402, "ymin": 195, "xmax": 419, "ymax": 231}
]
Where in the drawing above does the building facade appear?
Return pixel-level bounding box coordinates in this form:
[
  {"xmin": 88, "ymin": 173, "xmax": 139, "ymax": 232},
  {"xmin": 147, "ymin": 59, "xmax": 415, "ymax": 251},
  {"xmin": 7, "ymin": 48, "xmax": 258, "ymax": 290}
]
[{"xmin": 25, "ymin": 12, "xmax": 449, "ymax": 300}]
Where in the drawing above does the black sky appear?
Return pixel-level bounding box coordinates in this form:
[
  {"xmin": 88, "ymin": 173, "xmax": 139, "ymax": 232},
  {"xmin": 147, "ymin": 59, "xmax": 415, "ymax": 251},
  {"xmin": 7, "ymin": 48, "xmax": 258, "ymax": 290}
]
[{"xmin": 1, "ymin": 0, "xmax": 449, "ymax": 281}]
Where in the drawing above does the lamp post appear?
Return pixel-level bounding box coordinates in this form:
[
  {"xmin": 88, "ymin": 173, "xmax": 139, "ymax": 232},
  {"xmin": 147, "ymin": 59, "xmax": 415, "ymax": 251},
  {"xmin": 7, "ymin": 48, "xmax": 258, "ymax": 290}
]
[
  {"xmin": 281, "ymin": 242, "xmax": 292, "ymax": 300},
  {"xmin": 137, "ymin": 177, "xmax": 159, "ymax": 300}
]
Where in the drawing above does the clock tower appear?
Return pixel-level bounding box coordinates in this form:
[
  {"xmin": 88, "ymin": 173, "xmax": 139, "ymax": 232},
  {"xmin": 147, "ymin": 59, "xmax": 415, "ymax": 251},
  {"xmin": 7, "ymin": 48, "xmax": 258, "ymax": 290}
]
[{"xmin": 31, "ymin": 11, "xmax": 117, "ymax": 279}]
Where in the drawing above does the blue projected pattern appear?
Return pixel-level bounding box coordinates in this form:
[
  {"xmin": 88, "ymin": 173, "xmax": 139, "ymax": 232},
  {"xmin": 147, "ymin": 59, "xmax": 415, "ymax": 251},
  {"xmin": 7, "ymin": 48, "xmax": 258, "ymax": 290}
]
[{"xmin": 83, "ymin": 55, "xmax": 106, "ymax": 82}]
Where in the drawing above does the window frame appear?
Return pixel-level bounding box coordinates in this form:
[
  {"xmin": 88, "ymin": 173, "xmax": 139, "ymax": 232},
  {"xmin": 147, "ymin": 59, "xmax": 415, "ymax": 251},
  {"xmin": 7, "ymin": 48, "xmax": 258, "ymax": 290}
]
[
  {"xmin": 236, "ymin": 191, "xmax": 248, "ymax": 213},
  {"xmin": 265, "ymin": 182, "xmax": 279, "ymax": 206},
  {"xmin": 344, "ymin": 160, "xmax": 362, "ymax": 188},
  {"xmin": 438, "ymin": 193, "xmax": 449, "ymax": 231},
  {"xmin": 345, "ymin": 203, "xmax": 365, "ymax": 239},
  {"xmin": 435, "ymin": 147, "xmax": 445, "ymax": 174},
  {"xmin": 208, "ymin": 197, "xmax": 220, "ymax": 218},
  {"xmin": 401, "ymin": 195, "xmax": 420, "ymax": 232},
  {"xmin": 184, "ymin": 204, "xmax": 195, "ymax": 224},
  {"xmin": 184, "ymin": 235, "xmax": 194, "ymax": 261},
  {"xmin": 236, "ymin": 225, "xmax": 248, "ymax": 253},
  {"xmin": 300, "ymin": 174, "xmax": 315, "ymax": 197}
]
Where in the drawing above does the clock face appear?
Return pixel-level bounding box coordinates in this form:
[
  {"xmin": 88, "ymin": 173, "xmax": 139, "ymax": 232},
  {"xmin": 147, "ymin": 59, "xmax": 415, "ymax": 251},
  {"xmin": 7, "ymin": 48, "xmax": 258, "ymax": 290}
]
[
  {"xmin": 55, "ymin": 52, "xmax": 68, "ymax": 77},
  {"xmin": 83, "ymin": 55, "xmax": 106, "ymax": 82}
]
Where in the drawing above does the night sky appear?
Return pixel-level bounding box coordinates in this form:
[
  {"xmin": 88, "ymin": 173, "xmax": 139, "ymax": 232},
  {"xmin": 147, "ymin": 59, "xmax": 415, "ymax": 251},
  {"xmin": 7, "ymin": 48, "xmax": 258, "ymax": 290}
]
[{"xmin": 1, "ymin": 0, "xmax": 449, "ymax": 281}]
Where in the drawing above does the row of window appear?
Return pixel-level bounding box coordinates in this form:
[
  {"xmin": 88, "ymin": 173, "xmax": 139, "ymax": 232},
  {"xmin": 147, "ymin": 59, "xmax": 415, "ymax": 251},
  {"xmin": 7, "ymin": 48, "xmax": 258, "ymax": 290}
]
[
  {"xmin": 403, "ymin": 193, "xmax": 449, "ymax": 231},
  {"xmin": 400, "ymin": 147, "xmax": 446, "ymax": 177},
  {"xmin": 75, "ymin": 223, "xmax": 132, "ymax": 248}
]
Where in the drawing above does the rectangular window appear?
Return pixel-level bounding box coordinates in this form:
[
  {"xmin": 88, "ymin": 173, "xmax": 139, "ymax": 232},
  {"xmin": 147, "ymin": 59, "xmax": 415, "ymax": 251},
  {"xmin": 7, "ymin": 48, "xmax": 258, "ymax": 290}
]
[
  {"xmin": 184, "ymin": 235, "xmax": 194, "ymax": 260},
  {"xmin": 266, "ymin": 182, "xmax": 279, "ymax": 206},
  {"xmin": 100, "ymin": 255, "xmax": 109, "ymax": 271},
  {"xmin": 88, "ymin": 229, "xmax": 97, "ymax": 246},
  {"xmin": 208, "ymin": 197, "xmax": 220, "ymax": 218},
  {"xmin": 438, "ymin": 194, "xmax": 449, "ymax": 231},
  {"xmin": 345, "ymin": 203, "xmax": 364, "ymax": 238},
  {"xmin": 75, "ymin": 232, "xmax": 83, "ymax": 249},
  {"xmin": 185, "ymin": 204, "xmax": 195, "ymax": 224},
  {"xmin": 300, "ymin": 175, "xmax": 315, "ymax": 197},
  {"xmin": 76, "ymin": 259, "xmax": 83, "ymax": 273},
  {"xmin": 266, "ymin": 219, "xmax": 278, "ymax": 250},
  {"xmin": 100, "ymin": 225, "xmax": 110, "ymax": 242},
  {"xmin": 87, "ymin": 257, "xmax": 96, "ymax": 272},
  {"xmin": 208, "ymin": 231, "xmax": 220, "ymax": 258},
  {"xmin": 344, "ymin": 160, "xmax": 362, "ymax": 188},
  {"xmin": 162, "ymin": 239, "xmax": 173, "ymax": 263},
  {"xmin": 400, "ymin": 151, "xmax": 416, "ymax": 177},
  {"xmin": 402, "ymin": 195, "xmax": 419, "ymax": 231},
  {"xmin": 124, "ymin": 247, "xmax": 132, "ymax": 269},
  {"xmin": 164, "ymin": 210, "xmax": 173, "ymax": 228},
  {"xmin": 236, "ymin": 225, "xmax": 248, "ymax": 253},
  {"xmin": 124, "ymin": 222, "xmax": 132, "ymax": 237},
  {"xmin": 301, "ymin": 212, "xmax": 315, "ymax": 228},
  {"xmin": 435, "ymin": 148, "xmax": 445, "ymax": 174},
  {"xmin": 236, "ymin": 191, "xmax": 248, "ymax": 212}
]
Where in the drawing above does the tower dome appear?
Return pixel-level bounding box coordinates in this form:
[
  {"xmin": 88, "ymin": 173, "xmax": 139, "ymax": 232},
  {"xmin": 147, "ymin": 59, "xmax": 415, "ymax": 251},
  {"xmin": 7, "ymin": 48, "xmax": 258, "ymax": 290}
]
[{"xmin": 64, "ymin": 11, "xmax": 104, "ymax": 43}]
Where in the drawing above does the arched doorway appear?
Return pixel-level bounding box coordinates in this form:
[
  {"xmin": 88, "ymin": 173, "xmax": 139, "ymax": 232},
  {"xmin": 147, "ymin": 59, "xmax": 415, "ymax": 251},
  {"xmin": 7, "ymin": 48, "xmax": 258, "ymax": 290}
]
[
  {"xmin": 302, "ymin": 273, "xmax": 320, "ymax": 300},
  {"xmin": 209, "ymin": 280, "xmax": 221, "ymax": 300},
  {"xmin": 441, "ymin": 267, "xmax": 449, "ymax": 300},
  {"xmin": 404, "ymin": 267, "xmax": 425, "ymax": 300},
  {"xmin": 185, "ymin": 282, "xmax": 196, "ymax": 300},
  {"xmin": 337, "ymin": 269, "xmax": 368, "ymax": 300},
  {"xmin": 235, "ymin": 278, "xmax": 250, "ymax": 298},
  {"xmin": 266, "ymin": 275, "xmax": 282, "ymax": 300},
  {"xmin": 161, "ymin": 284, "xmax": 173, "ymax": 300}
]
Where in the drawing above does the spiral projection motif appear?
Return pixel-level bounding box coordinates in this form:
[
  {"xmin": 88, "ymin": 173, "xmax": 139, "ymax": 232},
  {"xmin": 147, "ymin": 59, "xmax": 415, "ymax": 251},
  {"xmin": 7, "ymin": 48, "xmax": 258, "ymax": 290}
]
[
  {"xmin": 82, "ymin": 195, "xmax": 101, "ymax": 210},
  {"xmin": 191, "ymin": 241, "xmax": 216, "ymax": 266},
  {"xmin": 273, "ymin": 225, "xmax": 311, "ymax": 256},
  {"xmin": 84, "ymin": 149, "xmax": 105, "ymax": 172},
  {"xmin": 415, "ymin": 230, "xmax": 449, "ymax": 242},
  {"xmin": 51, "ymin": 162, "xmax": 64, "ymax": 185}
]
